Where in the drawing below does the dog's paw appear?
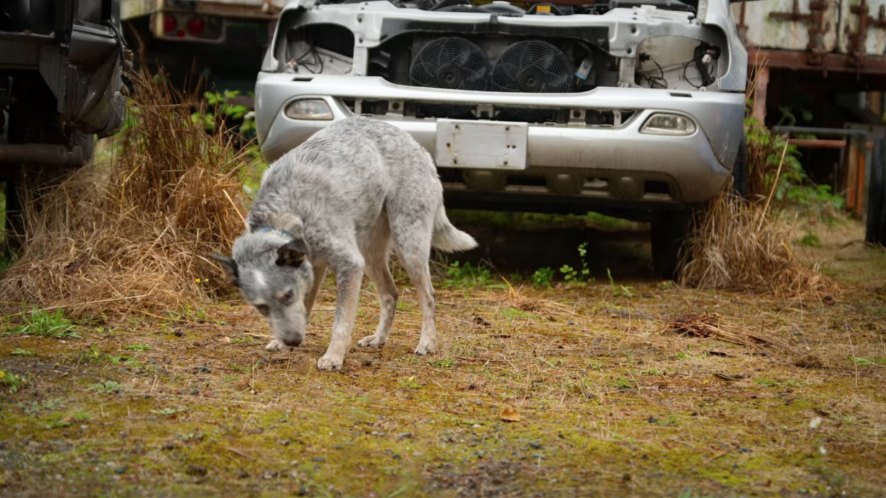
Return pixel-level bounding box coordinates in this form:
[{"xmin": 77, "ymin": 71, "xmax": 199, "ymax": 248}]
[
  {"xmin": 265, "ymin": 339, "xmax": 294, "ymax": 352},
  {"xmin": 357, "ymin": 334, "xmax": 386, "ymax": 348},
  {"xmin": 316, "ymin": 354, "xmax": 343, "ymax": 371},
  {"xmin": 414, "ymin": 340, "xmax": 437, "ymax": 356}
]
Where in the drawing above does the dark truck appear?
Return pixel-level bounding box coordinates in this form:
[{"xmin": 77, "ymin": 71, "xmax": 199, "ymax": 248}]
[{"xmin": 0, "ymin": 0, "xmax": 127, "ymax": 248}]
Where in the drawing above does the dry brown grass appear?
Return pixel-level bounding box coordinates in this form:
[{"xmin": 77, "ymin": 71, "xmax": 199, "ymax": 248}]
[
  {"xmin": 0, "ymin": 70, "xmax": 247, "ymax": 315},
  {"xmin": 678, "ymin": 190, "xmax": 825, "ymax": 294},
  {"xmin": 679, "ymin": 119, "xmax": 828, "ymax": 295}
]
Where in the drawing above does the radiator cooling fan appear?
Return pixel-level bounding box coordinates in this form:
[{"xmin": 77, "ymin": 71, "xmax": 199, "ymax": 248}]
[
  {"xmin": 492, "ymin": 40, "xmax": 572, "ymax": 93},
  {"xmin": 410, "ymin": 37, "xmax": 490, "ymax": 90}
]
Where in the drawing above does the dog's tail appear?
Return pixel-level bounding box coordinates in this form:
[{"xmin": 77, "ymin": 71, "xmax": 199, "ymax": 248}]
[{"xmin": 431, "ymin": 204, "xmax": 478, "ymax": 253}]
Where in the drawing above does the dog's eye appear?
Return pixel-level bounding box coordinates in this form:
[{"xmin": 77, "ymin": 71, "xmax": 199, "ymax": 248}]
[
  {"xmin": 278, "ymin": 289, "xmax": 294, "ymax": 305},
  {"xmin": 255, "ymin": 304, "xmax": 270, "ymax": 316}
]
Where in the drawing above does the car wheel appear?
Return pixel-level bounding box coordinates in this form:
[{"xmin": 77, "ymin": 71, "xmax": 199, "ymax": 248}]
[
  {"xmin": 866, "ymin": 140, "xmax": 886, "ymax": 245},
  {"xmin": 732, "ymin": 137, "xmax": 748, "ymax": 197},
  {"xmin": 650, "ymin": 208, "xmax": 694, "ymax": 279},
  {"xmin": 2, "ymin": 170, "xmax": 25, "ymax": 256}
]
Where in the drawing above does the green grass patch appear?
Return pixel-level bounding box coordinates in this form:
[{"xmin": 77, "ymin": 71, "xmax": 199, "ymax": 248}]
[
  {"xmin": 0, "ymin": 368, "xmax": 26, "ymax": 393},
  {"xmin": 11, "ymin": 309, "xmax": 79, "ymax": 339}
]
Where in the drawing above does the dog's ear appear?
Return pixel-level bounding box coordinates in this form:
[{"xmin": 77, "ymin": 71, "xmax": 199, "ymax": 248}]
[
  {"xmin": 276, "ymin": 239, "xmax": 307, "ymax": 268},
  {"xmin": 210, "ymin": 254, "xmax": 240, "ymax": 287}
]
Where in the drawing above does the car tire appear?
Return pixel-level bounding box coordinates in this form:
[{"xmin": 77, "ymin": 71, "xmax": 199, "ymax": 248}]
[
  {"xmin": 650, "ymin": 208, "xmax": 694, "ymax": 279},
  {"xmin": 866, "ymin": 139, "xmax": 886, "ymax": 246},
  {"xmin": 2, "ymin": 169, "xmax": 25, "ymax": 256},
  {"xmin": 732, "ymin": 136, "xmax": 748, "ymax": 197}
]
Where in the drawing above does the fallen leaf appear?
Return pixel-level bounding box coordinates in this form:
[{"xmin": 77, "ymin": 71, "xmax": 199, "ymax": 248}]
[
  {"xmin": 499, "ymin": 406, "xmax": 521, "ymax": 422},
  {"xmin": 220, "ymin": 336, "xmax": 232, "ymax": 344}
]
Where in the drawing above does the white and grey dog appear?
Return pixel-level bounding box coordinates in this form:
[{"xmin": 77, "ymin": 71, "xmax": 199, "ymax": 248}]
[{"xmin": 214, "ymin": 117, "xmax": 477, "ymax": 370}]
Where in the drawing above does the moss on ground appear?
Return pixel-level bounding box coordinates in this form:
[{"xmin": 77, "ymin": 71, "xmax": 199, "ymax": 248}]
[{"xmin": 1, "ymin": 222, "xmax": 884, "ymax": 497}]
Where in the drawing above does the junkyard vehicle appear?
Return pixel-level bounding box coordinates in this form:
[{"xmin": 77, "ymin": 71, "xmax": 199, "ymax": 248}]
[
  {"xmin": 120, "ymin": 0, "xmax": 287, "ymax": 91},
  {"xmin": 0, "ymin": 0, "xmax": 127, "ymax": 248},
  {"xmin": 254, "ymin": 0, "xmax": 748, "ymax": 276}
]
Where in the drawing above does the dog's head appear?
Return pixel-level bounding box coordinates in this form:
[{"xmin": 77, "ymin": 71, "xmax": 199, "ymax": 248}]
[{"xmin": 213, "ymin": 229, "xmax": 314, "ymax": 348}]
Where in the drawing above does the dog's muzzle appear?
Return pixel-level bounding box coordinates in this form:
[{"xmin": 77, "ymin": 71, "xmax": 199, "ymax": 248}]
[{"xmin": 280, "ymin": 335, "xmax": 303, "ymax": 347}]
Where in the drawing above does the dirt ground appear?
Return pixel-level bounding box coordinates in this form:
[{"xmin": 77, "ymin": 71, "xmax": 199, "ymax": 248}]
[{"xmin": 1, "ymin": 216, "xmax": 884, "ymax": 497}]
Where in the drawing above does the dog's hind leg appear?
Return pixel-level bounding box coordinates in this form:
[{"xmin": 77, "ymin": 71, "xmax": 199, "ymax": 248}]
[
  {"xmin": 358, "ymin": 218, "xmax": 398, "ymax": 349},
  {"xmin": 390, "ymin": 218, "xmax": 438, "ymax": 356},
  {"xmin": 317, "ymin": 254, "xmax": 364, "ymax": 371}
]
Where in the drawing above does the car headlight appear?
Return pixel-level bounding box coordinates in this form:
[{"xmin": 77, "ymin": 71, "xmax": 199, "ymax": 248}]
[
  {"xmin": 284, "ymin": 99, "xmax": 334, "ymax": 121},
  {"xmin": 640, "ymin": 113, "xmax": 697, "ymax": 136}
]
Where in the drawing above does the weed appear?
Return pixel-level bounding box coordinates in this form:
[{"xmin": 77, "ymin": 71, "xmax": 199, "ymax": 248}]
[
  {"xmin": 431, "ymin": 358, "xmax": 456, "ymax": 369},
  {"xmin": 650, "ymin": 414, "xmax": 679, "ymax": 427},
  {"xmin": 78, "ymin": 345, "xmax": 103, "ymax": 364},
  {"xmin": 0, "ymin": 369, "xmax": 25, "ymax": 393},
  {"xmin": 179, "ymin": 431, "xmax": 205, "ymax": 443},
  {"xmin": 192, "ymin": 90, "xmax": 254, "ymax": 136},
  {"xmin": 45, "ymin": 411, "xmax": 91, "ymax": 429},
  {"xmin": 11, "ymin": 309, "xmax": 79, "ymax": 339},
  {"xmin": 24, "ymin": 398, "xmax": 63, "ymax": 415},
  {"xmin": 798, "ymin": 233, "xmax": 821, "ymax": 247},
  {"xmin": 124, "ymin": 343, "xmax": 151, "ymax": 351},
  {"xmin": 851, "ymin": 356, "xmax": 886, "ymax": 367},
  {"xmin": 745, "ymin": 118, "xmax": 845, "ymax": 218},
  {"xmin": 531, "ymin": 267, "xmax": 555, "ymax": 287},
  {"xmin": 606, "ymin": 268, "xmax": 634, "ymax": 298},
  {"xmin": 755, "ymin": 378, "xmax": 801, "ymax": 388},
  {"xmin": 398, "ymin": 376, "xmax": 422, "ymax": 390},
  {"xmin": 560, "ymin": 243, "xmax": 592, "ymax": 282},
  {"xmin": 230, "ymin": 336, "xmax": 255, "ymax": 345},
  {"xmin": 443, "ymin": 261, "xmax": 494, "ymax": 288},
  {"xmin": 559, "ymin": 264, "xmax": 579, "ymax": 282},
  {"xmin": 500, "ymin": 307, "xmax": 535, "ymax": 320},
  {"xmin": 105, "ymin": 354, "xmax": 140, "ymax": 368},
  {"xmin": 612, "ymin": 377, "xmax": 636, "ymax": 390},
  {"xmin": 152, "ymin": 407, "xmax": 188, "ymax": 417},
  {"xmin": 10, "ymin": 348, "xmax": 34, "ymax": 356},
  {"xmin": 88, "ymin": 380, "xmax": 124, "ymax": 394}
]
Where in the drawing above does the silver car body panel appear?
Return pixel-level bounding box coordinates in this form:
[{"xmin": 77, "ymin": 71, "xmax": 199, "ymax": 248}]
[{"xmin": 255, "ymin": 0, "xmax": 747, "ymax": 208}]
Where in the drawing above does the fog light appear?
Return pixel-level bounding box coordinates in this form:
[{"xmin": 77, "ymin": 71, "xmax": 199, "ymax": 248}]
[
  {"xmin": 284, "ymin": 99, "xmax": 333, "ymax": 120},
  {"xmin": 640, "ymin": 113, "xmax": 697, "ymax": 136}
]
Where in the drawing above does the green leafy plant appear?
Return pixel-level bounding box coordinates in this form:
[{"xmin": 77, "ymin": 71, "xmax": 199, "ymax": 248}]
[
  {"xmin": 798, "ymin": 233, "xmax": 821, "ymax": 247},
  {"xmin": 560, "ymin": 243, "xmax": 592, "ymax": 282},
  {"xmin": 531, "ymin": 266, "xmax": 555, "ymax": 287},
  {"xmin": 192, "ymin": 90, "xmax": 255, "ymax": 136},
  {"xmin": 88, "ymin": 380, "xmax": 124, "ymax": 394},
  {"xmin": 443, "ymin": 261, "xmax": 494, "ymax": 288},
  {"xmin": 745, "ymin": 118, "xmax": 845, "ymax": 217},
  {"xmin": 607, "ymin": 268, "xmax": 634, "ymax": 298},
  {"xmin": 398, "ymin": 376, "xmax": 422, "ymax": 390},
  {"xmin": 0, "ymin": 369, "xmax": 25, "ymax": 393},
  {"xmin": 11, "ymin": 348, "xmax": 34, "ymax": 356},
  {"xmin": 12, "ymin": 309, "xmax": 79, "ymax": 339},
  {"xmin": 151, "ymin": 407, "xmax": 188, "ymax": 417}
]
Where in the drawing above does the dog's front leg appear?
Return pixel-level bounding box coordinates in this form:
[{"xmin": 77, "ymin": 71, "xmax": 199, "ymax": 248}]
[{"xmin": 317, "ymin": 262, "xmax": 363, "ymax": 371}]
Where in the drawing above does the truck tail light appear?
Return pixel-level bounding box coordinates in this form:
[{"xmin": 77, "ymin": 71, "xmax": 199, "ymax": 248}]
[
  {"xmin": 186, "ymin": 16, "xmax": 206, "ymax": 37},
  {"xmin": 162, "ymin": 13, "xmax": 177, "ymax": 34}
]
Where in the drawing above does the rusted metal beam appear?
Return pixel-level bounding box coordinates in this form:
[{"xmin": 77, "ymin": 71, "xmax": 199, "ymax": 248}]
[
  {"xmin": 748, "ymin": 48, "xmax": 886, "ymax": 75},
  {"xmin": 787, "ymin": 138, "xmax": 847, "ymax": 149},
  {"xmin": 751, "ymin": 65, "xmax": 768, "ymax": 123}
]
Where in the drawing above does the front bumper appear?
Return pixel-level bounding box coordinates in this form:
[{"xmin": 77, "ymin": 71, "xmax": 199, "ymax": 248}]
[{"xmin": 256, "ymin": 73, "xmax": 745, "ymax": 205}]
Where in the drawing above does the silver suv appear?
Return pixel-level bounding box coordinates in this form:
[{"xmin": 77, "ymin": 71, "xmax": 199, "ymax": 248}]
[{"xmin": 254, "ymin": 0, "xmax": 747, "ymax": 276}]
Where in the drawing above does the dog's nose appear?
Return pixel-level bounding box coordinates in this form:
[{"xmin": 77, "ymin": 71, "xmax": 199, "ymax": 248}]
[{"xmin": 281, "ymin": 336, "xmax": 302, "ymax": 347}]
